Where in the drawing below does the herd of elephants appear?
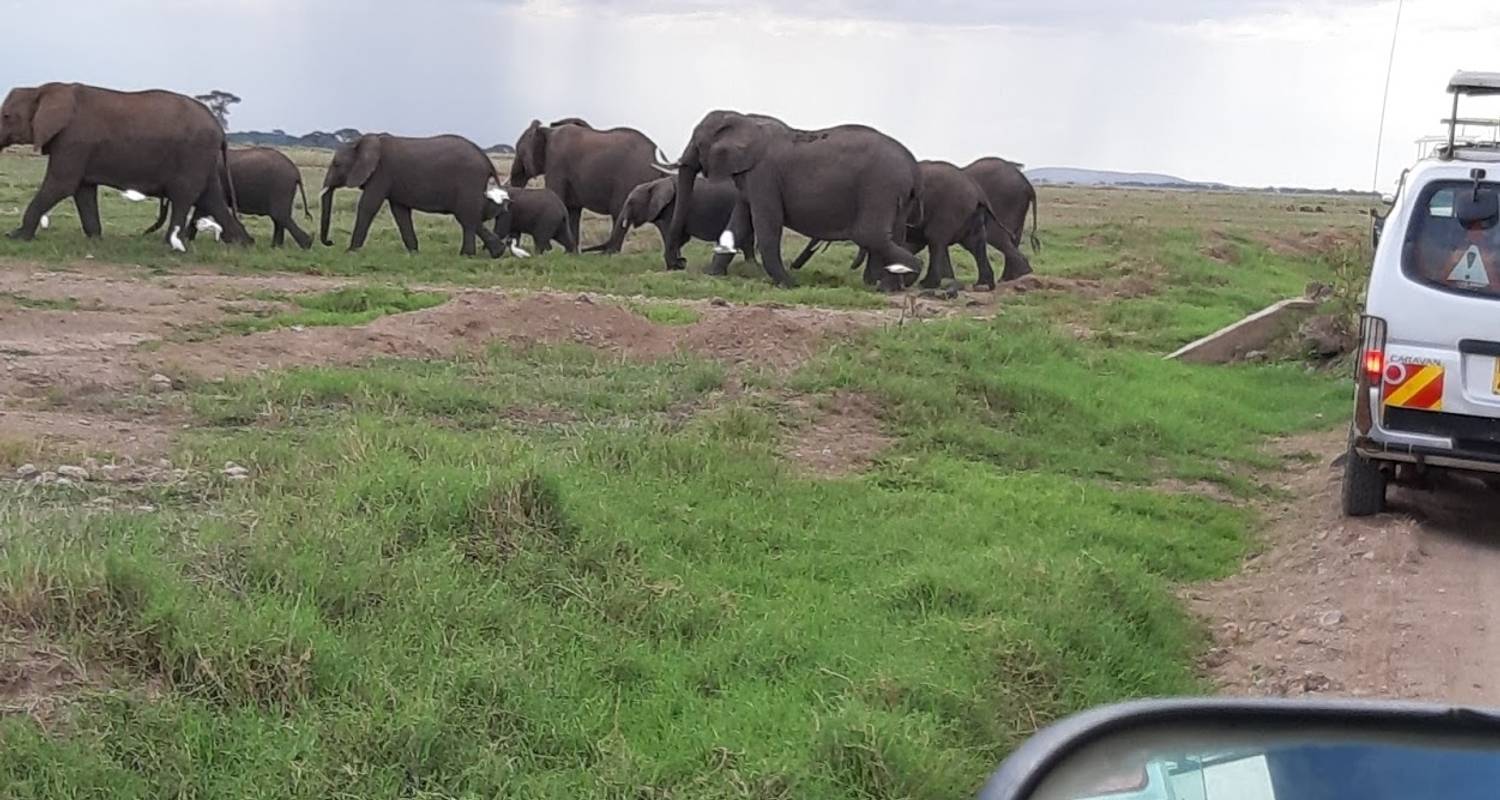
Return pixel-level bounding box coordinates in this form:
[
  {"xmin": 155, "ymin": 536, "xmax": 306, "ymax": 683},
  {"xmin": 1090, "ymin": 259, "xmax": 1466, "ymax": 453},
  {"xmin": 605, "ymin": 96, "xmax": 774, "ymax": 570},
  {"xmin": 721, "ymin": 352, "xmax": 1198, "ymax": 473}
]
[{"xmin": 0, "ymin": 82, "xmax": 1039, "ymax": 292}]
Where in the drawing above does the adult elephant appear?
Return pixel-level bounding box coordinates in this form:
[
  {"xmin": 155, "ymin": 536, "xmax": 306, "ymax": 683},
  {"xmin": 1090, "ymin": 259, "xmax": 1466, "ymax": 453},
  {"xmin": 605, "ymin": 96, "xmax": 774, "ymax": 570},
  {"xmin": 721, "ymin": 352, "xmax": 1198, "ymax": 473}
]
[
  {"xmin": 0, "ymin": 82, "xmax": 251, "ymax": 248},
  {"xmin": 146, "ymin": 146, "xmax": 312, "ymax": 248},
  {"xmin": 965, "ymin": 157, "xmax": 1040, "ymax": 254},
  {"xmin": 791, "ymin": 161, "xmax": 1031, "ymax": 290},
  {"xmin": 509, "ymin": 118, "xmax": 665, "ymax": 254},
  {"xmin": 657, "ymin": 110, "xmax": 922, "ymax": 289},
  {"xmin": 616, "ymin": 175, "xmax": 756, "ymax": 273},
  {"xmin": 319, "ymin": 133, "xmax": 510, "ymax": 257}
]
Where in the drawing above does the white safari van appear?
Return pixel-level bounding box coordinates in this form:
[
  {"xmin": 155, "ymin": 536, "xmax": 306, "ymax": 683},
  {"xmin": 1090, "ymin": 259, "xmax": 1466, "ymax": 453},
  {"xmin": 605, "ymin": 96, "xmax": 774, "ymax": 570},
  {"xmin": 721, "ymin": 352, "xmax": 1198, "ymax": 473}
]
[{"xmin": 1345, "ymin": 71, "xmax": 1500, "ymax": 516}]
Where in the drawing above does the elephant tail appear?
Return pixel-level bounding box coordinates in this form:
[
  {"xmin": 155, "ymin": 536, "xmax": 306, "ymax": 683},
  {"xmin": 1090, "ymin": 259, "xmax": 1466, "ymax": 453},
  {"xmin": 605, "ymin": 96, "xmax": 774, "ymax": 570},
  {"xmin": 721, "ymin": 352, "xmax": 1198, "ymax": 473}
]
[
  {"xmin": 1028, "ymin": 193, "xmax": 1042, "ymax": 252},
  {"xmin": 221, "ymin": 140, "xmax": 241, "ymax": 219},
  {"xmin": 298, "ymin": 179, "xmax": 311, "ymax": 220},
  {"xmin": 143, "ymin": 198, "xmax": 169, "ymax": 235}
]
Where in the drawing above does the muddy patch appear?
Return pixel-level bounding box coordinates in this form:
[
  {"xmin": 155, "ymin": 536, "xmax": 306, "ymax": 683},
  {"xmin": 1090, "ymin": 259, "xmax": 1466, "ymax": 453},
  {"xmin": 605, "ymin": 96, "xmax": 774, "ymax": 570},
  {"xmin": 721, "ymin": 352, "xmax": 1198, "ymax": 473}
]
[{"xmin": 782, "ymin": 392, "xmax": 893, "ymax": 477}]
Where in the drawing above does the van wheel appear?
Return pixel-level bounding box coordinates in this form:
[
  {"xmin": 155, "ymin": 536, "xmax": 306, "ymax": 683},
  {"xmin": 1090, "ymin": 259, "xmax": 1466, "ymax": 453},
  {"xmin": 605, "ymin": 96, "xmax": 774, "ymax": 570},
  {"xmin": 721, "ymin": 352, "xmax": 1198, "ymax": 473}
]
[{"xmin": 1341, "ymin": 441, "xmax": 1387, "ymax": 517}]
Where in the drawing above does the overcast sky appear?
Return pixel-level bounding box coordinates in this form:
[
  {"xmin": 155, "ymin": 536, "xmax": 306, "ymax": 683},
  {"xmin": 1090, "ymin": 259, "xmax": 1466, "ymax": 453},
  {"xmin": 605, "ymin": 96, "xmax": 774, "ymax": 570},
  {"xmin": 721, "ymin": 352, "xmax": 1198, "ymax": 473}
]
[{"xmin": 0, "ymin": 0, "xmax": 1493, "ymax": 190}]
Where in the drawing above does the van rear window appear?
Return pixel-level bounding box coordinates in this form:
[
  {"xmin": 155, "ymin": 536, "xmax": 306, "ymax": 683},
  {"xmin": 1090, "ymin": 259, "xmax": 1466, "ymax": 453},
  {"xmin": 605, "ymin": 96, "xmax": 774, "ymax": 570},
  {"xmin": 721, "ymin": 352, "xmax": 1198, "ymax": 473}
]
[{"xmin": 1403, "ymin": 181, "xmax": 1500, "ymax": 299}]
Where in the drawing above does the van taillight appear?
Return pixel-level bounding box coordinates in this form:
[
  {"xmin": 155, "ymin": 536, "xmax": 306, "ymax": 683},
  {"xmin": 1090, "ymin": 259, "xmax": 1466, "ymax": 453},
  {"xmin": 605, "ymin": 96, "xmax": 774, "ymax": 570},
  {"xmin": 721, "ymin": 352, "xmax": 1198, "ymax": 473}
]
[
  {"xmin": 1363, "ymin": 349, "xmax": 1384, "ymax": 384},
  {"xmin": 1354, "ymin": 315, "xmax": 1388, "ymax": 436}
]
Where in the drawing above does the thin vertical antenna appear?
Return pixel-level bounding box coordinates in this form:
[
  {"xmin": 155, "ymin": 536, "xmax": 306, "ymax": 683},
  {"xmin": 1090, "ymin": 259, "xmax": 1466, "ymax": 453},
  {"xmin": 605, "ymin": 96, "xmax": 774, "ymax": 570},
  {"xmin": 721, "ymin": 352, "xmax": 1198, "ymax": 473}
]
[{"xmin": 1372, "ymin": 0, "xmax": 1406, "ymax": 191}]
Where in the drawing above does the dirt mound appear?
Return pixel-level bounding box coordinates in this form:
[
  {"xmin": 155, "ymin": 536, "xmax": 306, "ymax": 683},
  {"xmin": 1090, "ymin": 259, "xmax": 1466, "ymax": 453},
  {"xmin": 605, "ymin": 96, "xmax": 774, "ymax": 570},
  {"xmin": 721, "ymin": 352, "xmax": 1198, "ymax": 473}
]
[
  {"xmin": 1253, "ymin": 229, "xmax": 1359, "ymax": 260},
  {"xmin": 782, "ymin": 392, "xmax": 893, "ymax": 477},
  {"xmin": 684, "ymin": 304, "xmax": 886, "ymax": 372}
]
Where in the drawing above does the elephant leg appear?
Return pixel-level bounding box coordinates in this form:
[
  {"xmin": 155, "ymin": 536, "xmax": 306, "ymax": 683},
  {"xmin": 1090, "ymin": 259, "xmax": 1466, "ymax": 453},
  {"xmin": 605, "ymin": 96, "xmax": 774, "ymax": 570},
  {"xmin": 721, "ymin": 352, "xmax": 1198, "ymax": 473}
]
[
  {"xmin": 566, "ymin": 206, "xmax": 583, "ymax": 253},
  {"xmin": 596, "ymin": 212, "xmax": 629, "ymax": 254},
  {"xmin": 922, "ymin": 244, "xmax": 951, "ymax": 290},
  {"xmin": 736, "ymin": 219, "xmax": 757, "ymax": 265},
  {"xmin": 161, "ymin": 192, "xmax": 194, "ymax": 252},
  {"xmin": 277, "ymin": 209, "xmax": 312, "ymax": 250},
  {"xmin": 475, "ymin": 221, "xmax": 505, "ymax": 259},
  {"xmin": 348, "ymin": 191, "xmax": 386, "ymax": 252},
  {"xmin": 271, "ymin": 221, "xmax": 287, "ymax": 248},
  {"xmin": 143, "ymin": 199, "xmax": 169, "ymax": 236},
  {"xmin": 859, "ymin": 236, "xmax": 922, "ymax": 293},
  {"xmin": 184, "ymin": 209, "xmax": 202, "ymax": 242},
  {"xmin": 993, "ymin": 233, "xmax": 1033, "ymax": 285},
  {"xmin": 749, "ymin": 204, "xmax": 793, "ymax": 288},
  {"xmin": 535, "ymin": 233, "xmax": 552, "ymax": 255},
  {"xmin": 73, "ymin": 185, "xmax": 102, "ymax": 239},
  {"xmin": 788, "ymin": 239, "xmax": 824, "ymax": 272},
  {"xmin": 459, "ymin": 223, "xmax": 477, "ymax": 256},
  {"xmin": 555, "ymin": 218, "xmax": 578, "ymax": 254},
  {"xmin": 966, "ymin": 228, "xmax": 997, "ymax": 291},
  {"xmin": 11, "ymin": 170, "xmax": 81, "ymax": 240},
  {"xmin": 390, "ymin": 202, "xmax": 419, "ymax": 253}
]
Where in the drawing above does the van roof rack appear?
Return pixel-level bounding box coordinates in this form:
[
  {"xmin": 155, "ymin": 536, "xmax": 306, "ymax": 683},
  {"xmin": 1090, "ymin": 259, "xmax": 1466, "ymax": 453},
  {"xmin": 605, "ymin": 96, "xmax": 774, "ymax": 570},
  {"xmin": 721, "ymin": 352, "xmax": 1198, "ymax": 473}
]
[{"xmin": 1442, "ymin": 72, "xmax": 1500, "ymax": 159}]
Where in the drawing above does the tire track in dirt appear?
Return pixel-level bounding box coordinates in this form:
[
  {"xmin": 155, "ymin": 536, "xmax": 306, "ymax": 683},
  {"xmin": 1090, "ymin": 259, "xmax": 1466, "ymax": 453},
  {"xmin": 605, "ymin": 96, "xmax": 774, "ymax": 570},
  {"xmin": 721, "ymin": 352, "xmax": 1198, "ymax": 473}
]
[{"xmin": 1194, "ymin": 429, "xmax": 1500, "ymax": 704}]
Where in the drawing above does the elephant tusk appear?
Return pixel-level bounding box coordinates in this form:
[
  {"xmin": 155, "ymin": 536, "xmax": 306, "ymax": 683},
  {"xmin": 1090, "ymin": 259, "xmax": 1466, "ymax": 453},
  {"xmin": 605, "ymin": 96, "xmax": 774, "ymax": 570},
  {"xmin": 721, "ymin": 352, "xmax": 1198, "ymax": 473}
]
[
  {"xmin": 651, "ymin": 163, "xmax": 678, "ymax": 176},
  {"xmin": 120, "ymin": 189, "xmax": 148, "ymax": 202}
]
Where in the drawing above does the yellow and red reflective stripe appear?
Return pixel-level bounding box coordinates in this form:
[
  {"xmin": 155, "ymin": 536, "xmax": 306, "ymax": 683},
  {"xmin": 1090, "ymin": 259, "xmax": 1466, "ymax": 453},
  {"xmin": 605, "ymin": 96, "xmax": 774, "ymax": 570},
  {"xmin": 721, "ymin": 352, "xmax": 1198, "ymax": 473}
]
[{"xmin": 1384, "ymin": 364, "xmax": 1444, "ymax": 410}]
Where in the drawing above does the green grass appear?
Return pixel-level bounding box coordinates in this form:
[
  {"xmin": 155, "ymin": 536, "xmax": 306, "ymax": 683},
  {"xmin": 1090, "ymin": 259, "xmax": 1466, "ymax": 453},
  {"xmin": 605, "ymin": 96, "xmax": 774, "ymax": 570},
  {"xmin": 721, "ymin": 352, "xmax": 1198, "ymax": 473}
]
[
  {"xmin": 0, "ymin": 311, "xmax": 1346, "ymax": 798},
  {"xmin": 0, "ymin": 149, "xmax": 1366, "ymax": 798},
  {"xmin": 625, "ymin": 301, "xmax": 703, "ymax": 326},
  {"xmin": 217, "ymin": 286, "xmax": 448, "ymax": 334},
  {"xmin": 0, "ymin": 291, "xmax": 88, "ymax": 311}
]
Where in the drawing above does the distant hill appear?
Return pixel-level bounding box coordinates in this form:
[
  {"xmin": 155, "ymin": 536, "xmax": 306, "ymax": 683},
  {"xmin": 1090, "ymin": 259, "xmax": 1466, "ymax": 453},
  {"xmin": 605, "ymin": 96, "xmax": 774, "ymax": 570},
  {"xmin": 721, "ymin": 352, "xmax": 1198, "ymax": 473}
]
[
  {"xmin": 1026, "ymin": 167, "xmax": 1203, "ymax": 187},
  {"xmin": 228, "ymin": 128, "xmax": 514, "ymax": 155}
]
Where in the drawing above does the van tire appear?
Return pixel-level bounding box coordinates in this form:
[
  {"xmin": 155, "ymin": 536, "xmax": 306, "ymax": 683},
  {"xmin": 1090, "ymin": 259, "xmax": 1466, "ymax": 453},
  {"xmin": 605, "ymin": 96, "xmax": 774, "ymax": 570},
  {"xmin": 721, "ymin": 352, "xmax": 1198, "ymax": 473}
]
[{"xmin": 1341, "ymin": 441, "xmax": 1387, "ymax": 517}]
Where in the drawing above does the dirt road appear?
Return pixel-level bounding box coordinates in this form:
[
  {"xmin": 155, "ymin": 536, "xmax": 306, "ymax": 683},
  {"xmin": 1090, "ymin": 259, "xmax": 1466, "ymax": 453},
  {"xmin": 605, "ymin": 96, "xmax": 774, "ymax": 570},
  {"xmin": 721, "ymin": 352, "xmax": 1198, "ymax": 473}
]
[{"xmin": 1196, "ymin": 429, "xmax": 1500, "ymax": 704}]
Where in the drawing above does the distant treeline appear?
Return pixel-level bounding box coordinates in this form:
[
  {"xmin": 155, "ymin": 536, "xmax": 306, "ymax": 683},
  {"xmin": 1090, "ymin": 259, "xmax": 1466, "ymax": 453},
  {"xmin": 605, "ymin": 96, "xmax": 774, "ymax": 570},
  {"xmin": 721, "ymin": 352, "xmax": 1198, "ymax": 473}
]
[{"xmin": 228, "ymin": 129, "xmax": 517, "ymax": 155}]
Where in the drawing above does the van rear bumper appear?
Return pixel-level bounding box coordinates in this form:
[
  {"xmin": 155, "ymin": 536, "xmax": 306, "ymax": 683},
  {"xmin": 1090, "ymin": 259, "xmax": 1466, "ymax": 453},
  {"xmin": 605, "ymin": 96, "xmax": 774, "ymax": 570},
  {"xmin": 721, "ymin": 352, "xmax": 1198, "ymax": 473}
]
[{"xmin": 1355, "ymin": 438, "xmax": 1500, "ymax": 475}]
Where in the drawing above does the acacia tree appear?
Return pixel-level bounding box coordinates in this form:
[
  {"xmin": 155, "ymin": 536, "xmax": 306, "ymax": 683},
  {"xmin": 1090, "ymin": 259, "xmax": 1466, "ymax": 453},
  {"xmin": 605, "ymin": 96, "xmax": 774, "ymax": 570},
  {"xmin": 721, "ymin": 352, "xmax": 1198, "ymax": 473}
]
[{"xmin": 194, "ymin": 90, "xmax": 242, "ymax": 129}]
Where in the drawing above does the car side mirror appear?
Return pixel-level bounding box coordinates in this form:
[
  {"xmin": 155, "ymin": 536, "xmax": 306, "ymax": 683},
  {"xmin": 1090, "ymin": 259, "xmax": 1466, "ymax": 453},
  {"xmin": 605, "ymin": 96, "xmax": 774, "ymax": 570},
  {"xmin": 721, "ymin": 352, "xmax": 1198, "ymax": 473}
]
[{"xmin": 979, "ymin": 699, "xmax": 1500, "ymax": 800}]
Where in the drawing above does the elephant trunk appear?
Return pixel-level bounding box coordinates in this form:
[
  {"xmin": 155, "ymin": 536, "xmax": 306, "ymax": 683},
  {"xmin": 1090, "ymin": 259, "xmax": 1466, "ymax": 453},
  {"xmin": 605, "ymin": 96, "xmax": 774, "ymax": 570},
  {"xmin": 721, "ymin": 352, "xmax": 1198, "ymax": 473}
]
[
  {"xmin": 662, "ymin": 162, "xmax": 699, "ymax": 270},
  {"xmin": 319, "ymin": 188, "xmax": 336, "ymax": 247}
]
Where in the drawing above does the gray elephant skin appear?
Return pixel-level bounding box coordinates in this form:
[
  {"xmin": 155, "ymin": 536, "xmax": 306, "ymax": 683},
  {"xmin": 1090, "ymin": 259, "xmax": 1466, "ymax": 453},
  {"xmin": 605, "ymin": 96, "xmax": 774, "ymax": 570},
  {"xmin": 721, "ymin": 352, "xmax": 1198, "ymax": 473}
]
[
  {"xmin": 319, "ymin": 133, "xmax": 509, "ymax": 257},
  {"xmin": 0, "ymin": 82, "xmax": 251, "ymax": 247},
  {"xmin": 509, "ymin": 118, "xmax": 666, "ymax": 254},
  {"xmin": 794, "ymin": 161, "xmax": 1033, "ymax": 290},
  {"xmin": 965, "ymin": 157, "xmax": 1040, "ymax": 254},
  {"xmin": 618, "ymin": 175, "xmax": 756, "ymax": 273},
  {"xmin": 660, "ymin": 110, "xmax": 922, "ymax": 289},
  {"xmin": 492, "ymin": 187, "xmax": 577, "ymax": 254},
  {"xmin": 147, "ymin": 146, "xmax": 313, "ymax": 249}
]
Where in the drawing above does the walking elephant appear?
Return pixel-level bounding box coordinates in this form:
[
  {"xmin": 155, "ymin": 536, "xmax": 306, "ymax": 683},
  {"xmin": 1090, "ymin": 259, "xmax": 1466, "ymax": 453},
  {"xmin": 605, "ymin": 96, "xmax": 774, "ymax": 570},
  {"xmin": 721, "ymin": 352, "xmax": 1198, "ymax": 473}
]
[
  {"xmin": 146, "ymin": 146, "xmax": 312, "ymax": 249},
  {"xmin": 491, "ymin": 187, "xmax": 576, "ymax": 255},
  {"xmin": 656, "ymin": 110, "xmax": 922, "ymax": 290},
  {"xmin": 965, "ymin": 157, "xmax": 1040, "ymax": 254},
  {"xmin": 318, "ymin": 133, "xmax": 510, "ymax": 257},
  {"xmin": 791, "ymin": 160, "xmax": 1031, "ymax": 290},
  {"xmin": 0, "ymin": 82, "xmax": 251, "ymax": 249},
  {"xmin": 508, "ymin": 118, "xmax": 664, "ymax": 254},
  {"xmin": 616, "ymin": 175, "xmax": 756, "ymax": 273}
]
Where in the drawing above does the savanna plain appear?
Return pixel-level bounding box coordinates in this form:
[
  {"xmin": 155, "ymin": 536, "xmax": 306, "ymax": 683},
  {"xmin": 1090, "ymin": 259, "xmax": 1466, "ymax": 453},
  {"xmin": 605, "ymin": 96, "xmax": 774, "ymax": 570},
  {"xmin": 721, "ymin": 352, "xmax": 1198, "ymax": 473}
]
[{"xmin": 0, "ymin": 147, "xmax": 1370, "ymax": 798}]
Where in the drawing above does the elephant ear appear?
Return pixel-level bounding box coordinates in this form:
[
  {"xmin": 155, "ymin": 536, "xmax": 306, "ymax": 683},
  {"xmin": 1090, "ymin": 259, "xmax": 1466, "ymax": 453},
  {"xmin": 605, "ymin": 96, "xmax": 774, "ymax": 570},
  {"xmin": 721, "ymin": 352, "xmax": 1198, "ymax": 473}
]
[
  {"xmin": 520, "ymin": 119, "xmax": 547, "ymax": 178},
  {"xmin": 704, "ymin": 120, "xmax": 762, "ymax": 179},
  {"xmin": 346, "ymin": 134, "xmax": 383, "ymax": 188},
  {"xmin": 30, "ymin": 84, "xmax": 77, "ymax": 154},
  {"xmin": 644, "ymin": 179, "xmax": 676, "ymax": 223}
]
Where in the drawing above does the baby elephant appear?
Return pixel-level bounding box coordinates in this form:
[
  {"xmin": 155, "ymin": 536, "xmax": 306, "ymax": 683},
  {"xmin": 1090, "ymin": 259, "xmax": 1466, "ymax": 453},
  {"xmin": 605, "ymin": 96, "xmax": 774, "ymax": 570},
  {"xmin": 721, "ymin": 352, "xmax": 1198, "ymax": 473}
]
[
  {"xmin": 491, "ymin": 187, "xmax": 576, "ymax": 255},
  {"xmin": 617, "ymin": 175, "xmax": 755, "ymax": 274},
  {"xmin": 146, "ymin": 146, "xmax": 312, "ymax": 248}
]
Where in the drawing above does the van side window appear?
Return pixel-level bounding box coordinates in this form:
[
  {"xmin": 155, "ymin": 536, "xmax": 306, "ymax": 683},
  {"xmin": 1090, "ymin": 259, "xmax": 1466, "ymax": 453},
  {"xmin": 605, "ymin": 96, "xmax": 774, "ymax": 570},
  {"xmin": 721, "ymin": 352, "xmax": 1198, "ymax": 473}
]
[{"xmin": 1403, "ymin": 181, "xmax": 1500, "ymax": 297}]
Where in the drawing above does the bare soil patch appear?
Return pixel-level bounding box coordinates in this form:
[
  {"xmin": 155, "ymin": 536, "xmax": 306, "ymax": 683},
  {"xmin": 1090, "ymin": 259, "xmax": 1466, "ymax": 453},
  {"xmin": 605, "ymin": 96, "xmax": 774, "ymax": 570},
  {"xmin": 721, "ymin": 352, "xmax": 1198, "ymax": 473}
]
[
  {"xmin": 0, "ymin": 633, "xmax": 97, "ymax": 730},
  {"xmin": 1251, "ymin": 229, "xmax": 1359, "ymax": 261},
  {"xmin": 782, "ymin": 392, "xmax": 893, "ymax": 477},
  {"xmin": 1192, "ymin": 429, "xmax": 1500, "ymax": 703}
]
